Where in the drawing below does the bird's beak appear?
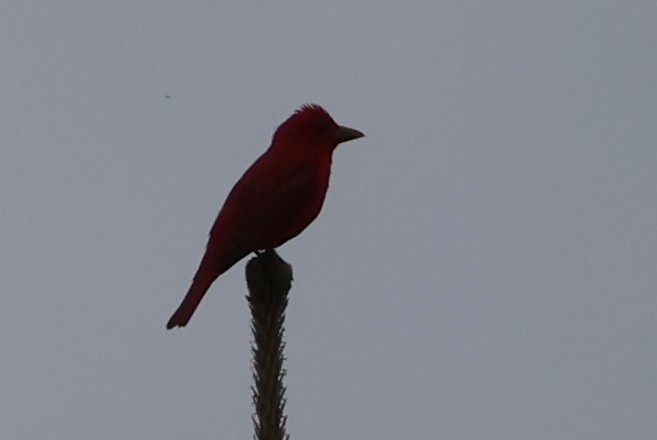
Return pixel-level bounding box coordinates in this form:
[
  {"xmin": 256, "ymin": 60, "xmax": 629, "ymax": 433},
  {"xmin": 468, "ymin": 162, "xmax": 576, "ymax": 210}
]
[{"xmin": 335, "ymin": 125, "xmax": 365, "ymax": 144}]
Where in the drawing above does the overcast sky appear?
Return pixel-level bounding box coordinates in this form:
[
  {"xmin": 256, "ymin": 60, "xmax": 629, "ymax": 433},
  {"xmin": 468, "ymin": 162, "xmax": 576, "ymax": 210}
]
[{"xmin": 2, "ymin": 1, "xmax": 656, "ymax": 439}]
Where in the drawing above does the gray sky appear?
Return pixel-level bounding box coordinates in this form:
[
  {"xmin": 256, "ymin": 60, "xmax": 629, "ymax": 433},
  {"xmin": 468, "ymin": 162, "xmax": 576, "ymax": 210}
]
[{"xmin": 2, "ymin": 1, "xmax": 656, "ymax": 439}]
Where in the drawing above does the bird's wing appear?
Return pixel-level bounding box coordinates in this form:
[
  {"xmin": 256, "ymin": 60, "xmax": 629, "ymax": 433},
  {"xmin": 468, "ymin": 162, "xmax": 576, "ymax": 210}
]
[{"xmin": 211, "ymin": 154, "xmax": 330, "ymax": 250}]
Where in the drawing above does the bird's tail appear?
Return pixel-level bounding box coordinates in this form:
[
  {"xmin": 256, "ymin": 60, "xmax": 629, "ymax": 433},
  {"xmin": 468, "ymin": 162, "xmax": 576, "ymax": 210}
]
[
  {"xmin": 166, "ymin": 250, "xmax": 244, "ymax": 329},
  {"xmin": 167, "ymin": 256, "xmax": 224, "ymax": 329},
  {"xmin": 166, "ymin": 268, "xmax": 216, "ymax": 329}
]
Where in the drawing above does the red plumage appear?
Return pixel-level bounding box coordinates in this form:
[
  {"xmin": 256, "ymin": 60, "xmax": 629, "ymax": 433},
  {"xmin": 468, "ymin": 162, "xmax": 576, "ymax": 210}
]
[{"xmin": 166, "ymin": 105, "xmax": 364, "ymax": 329}]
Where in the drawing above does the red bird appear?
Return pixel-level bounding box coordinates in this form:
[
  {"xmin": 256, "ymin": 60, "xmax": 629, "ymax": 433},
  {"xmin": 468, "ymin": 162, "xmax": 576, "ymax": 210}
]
[{"xmin": 167, "ymin": 105, "xmax": 364, "ymax": 329}]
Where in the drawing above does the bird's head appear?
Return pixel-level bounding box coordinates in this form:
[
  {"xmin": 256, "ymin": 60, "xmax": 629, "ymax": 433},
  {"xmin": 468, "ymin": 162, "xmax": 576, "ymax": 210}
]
[{"xmin": 272, "ymin": 104, "xmax": 364, "ymax": 152}]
